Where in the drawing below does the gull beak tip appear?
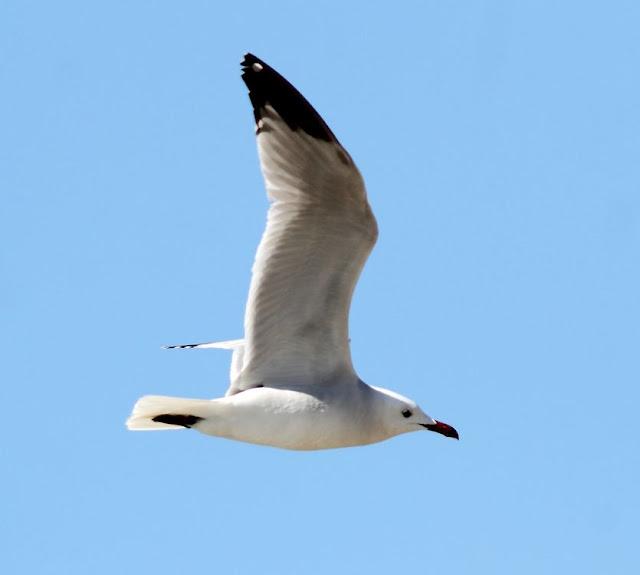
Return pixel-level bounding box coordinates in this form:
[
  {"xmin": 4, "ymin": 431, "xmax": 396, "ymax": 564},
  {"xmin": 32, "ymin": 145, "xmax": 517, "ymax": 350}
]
[{"xmin": 423, "ymin": 420, "xmax": 459, "ymax": 440}]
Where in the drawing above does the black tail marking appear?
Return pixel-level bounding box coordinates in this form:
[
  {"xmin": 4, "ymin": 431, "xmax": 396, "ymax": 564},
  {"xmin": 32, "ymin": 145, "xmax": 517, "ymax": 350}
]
[
  {"xmin": 151, "ymin": 414, "xmax": 203, "ymax": 428},
  {"xmin": 241, "ymin": 53, "xmax": 339, "ymax": 144}
]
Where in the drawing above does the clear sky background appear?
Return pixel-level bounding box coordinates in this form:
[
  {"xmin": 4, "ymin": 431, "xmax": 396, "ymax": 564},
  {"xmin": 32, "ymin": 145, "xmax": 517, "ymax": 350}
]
[{"xmin": 2, "ymin": 1, "xmax": 639, "ymax": 573}]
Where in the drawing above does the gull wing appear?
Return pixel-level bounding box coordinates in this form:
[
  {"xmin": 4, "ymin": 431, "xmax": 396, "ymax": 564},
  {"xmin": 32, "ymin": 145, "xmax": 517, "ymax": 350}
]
[
  {"xmin": 164, "ymin": 339, "xmax": 245, "ymax": 384},
  {"xmin": 228, "ymin": 54, "xmax": 377, "ymax": 394}
]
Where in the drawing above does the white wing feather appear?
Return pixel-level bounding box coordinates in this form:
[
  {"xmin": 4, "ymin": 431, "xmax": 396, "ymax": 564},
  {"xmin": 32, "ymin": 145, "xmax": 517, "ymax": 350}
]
[
  {"xmin": 230, "ymin": 101, "xmax": 377, "ymax": 393},
  {"xmin": 164, "ymin": 339, "xmax": 245, "ymax": 385}
]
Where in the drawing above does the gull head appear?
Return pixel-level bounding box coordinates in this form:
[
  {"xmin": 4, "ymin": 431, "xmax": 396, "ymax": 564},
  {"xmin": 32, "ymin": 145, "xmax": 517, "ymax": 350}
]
[{"xmin": 371, "ymin": 386, "xmax": 459, "ymax": 441}]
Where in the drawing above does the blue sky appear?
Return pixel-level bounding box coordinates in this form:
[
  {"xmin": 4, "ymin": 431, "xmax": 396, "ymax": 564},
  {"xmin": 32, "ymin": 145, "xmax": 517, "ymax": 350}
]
[{"xmin": 2, "ymin": 1, "xmax": 639, "ymax": 573}]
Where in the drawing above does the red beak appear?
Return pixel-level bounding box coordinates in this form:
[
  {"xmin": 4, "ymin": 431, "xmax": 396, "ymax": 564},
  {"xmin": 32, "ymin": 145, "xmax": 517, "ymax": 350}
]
[{"xmin": 422, "ymin": 420, "xmax": 459, "ymax": 440}]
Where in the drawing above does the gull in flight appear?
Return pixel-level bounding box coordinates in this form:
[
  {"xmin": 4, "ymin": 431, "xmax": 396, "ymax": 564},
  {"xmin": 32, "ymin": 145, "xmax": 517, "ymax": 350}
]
[{"xmin": 126, "ymin": 53, "xmax": 459, "ymax": 449}]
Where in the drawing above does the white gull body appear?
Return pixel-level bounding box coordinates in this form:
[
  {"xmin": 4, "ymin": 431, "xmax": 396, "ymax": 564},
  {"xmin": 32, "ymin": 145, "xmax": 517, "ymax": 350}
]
[{"xmin": 126, "ymin": 54, "xmax": 458, "ymax": 450}]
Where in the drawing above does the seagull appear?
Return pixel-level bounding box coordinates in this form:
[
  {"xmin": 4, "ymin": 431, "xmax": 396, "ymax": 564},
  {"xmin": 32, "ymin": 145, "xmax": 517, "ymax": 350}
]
[{"xmin": 126, "ymin": 53, "xmax": 459, "ymax": 449}]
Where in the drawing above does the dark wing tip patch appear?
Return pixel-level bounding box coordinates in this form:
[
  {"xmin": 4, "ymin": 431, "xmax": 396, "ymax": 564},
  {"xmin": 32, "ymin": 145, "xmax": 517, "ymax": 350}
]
[
  {"xmin": 241, "ymin": 53, "xmax": 339, "ymax": 144},
  {"xmin": 151, "ymin": 414, "xmax": 203, "ymax": 428}
]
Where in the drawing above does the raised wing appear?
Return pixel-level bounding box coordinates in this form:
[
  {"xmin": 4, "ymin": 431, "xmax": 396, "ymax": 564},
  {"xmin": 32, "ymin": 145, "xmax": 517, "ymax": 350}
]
[{"xmin": 228, "ymin": 54, "xmax": 377, "ymax": 394}]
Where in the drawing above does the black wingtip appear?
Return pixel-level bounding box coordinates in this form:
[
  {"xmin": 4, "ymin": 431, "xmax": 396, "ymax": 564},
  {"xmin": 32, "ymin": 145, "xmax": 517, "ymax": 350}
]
[
  {"xmin": 151, "ymin": 414, "xmax": 203, "ymax": 428},
  {"xmin": 240, "ymin": 53, "xmax": 339, "ymax": 143}
]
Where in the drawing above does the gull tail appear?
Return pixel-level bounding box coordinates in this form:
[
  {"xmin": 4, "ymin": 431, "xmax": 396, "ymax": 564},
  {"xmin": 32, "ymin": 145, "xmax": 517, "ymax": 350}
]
[{"xmin": 126, "ymin": 395, "xmax": 214, "ymax": 431}]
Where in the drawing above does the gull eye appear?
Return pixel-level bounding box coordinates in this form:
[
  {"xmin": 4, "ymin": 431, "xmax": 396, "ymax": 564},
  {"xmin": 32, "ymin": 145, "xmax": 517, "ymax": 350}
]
[{"xmin": 402, "ymin": 409, "xmax": 412, "ymax": 418}]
